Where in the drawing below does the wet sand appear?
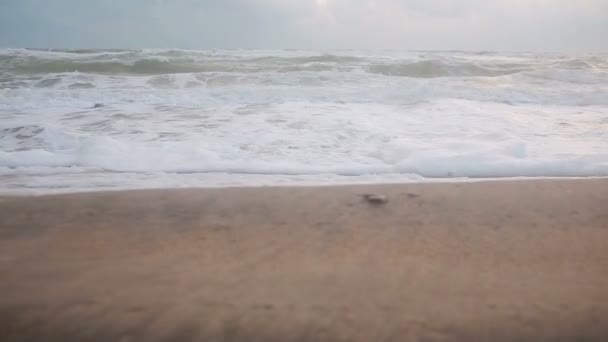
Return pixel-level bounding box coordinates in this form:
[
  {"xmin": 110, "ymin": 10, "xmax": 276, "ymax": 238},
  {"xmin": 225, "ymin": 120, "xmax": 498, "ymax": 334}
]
[{"xmin": 1, "ymin": 179, "xmax": 607, "ymax": 341}]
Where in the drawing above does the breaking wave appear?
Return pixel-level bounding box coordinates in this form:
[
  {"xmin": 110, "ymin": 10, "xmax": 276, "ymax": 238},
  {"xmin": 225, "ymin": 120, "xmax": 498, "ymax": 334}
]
[
  {"xmin": 1, "ymin": 48, "xmax": 605, "ymax": 78},
  {"xmin": 2, "ymin": 130, "xmax": 608, "ymax": 178},
  {"xmin": 367, "ymin": 60, "xmax": 529, "ymax": 78},
  {"xmin": 1, "ymin": 48, "xmax": 607, "ymax": 192},
  {"xmin": 0, "ymin": 49, "xmax": 366, "ymax": 75}
]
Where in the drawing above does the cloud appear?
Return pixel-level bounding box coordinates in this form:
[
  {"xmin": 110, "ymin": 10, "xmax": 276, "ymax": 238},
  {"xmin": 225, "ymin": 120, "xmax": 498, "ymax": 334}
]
[{"xmin": 0, "ymin": 0, "xmax": 606, "ymax": 51}]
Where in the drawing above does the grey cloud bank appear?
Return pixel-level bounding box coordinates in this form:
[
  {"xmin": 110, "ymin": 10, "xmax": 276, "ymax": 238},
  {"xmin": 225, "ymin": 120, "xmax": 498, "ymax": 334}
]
[{"xmin": 0, "ymin": 0, "xmax": 607, "ymax": 51}]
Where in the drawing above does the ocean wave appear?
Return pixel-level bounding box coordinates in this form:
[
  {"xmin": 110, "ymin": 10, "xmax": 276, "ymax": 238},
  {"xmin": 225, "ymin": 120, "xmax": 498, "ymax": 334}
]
[
  {"xmin": 2, "ymin": 142, "xmax": 608, "ymax": 178},
  {"xmin": 367, "ymin": 60, "xmax": 529, "ymax": 78},
  {"xmin": 0, "ymin": 124, "xmax": 79, "ymax": 152},
  {"xmin": 6, "ymin": 57, "xmax": 600, "ymax": 79},
  {"xmin": 248, "ymin": 54, "xmax": 365, "ymax": 64},
  {"xmin": 1, "ymin": 124, "xmax": 607, "ymax": 178},
  {"xmin": 0, "ymin": 48, "xmax": 366, "ymax": 75},
  {"xmin": 522, "ymin": 68, "xmax": 608, "ymax": 84},
  {"xmin": 2, "ymin": 57, "xmax": 356, "ymax": 75},
  {"xmin": 1, "ymin": 49, "xmax": 605, "ymax": 80},
  {"xmin": 1, "ymin": 49, "xmax": 608, "ymax": 192},
  {"xmin": 7, "ymin": 59, "xmax": 224, "ymax": 75}
]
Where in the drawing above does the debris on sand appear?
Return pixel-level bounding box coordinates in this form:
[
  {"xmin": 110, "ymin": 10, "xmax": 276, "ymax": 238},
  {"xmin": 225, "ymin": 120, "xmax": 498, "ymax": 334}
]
[{"xmin": 362, "ymin": 194, "xmax": 389, "ymax": 205}]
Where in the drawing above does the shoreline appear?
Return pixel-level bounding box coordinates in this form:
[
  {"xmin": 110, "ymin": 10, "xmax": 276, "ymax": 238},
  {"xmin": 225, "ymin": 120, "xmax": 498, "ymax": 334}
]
[
  {"xmin": 1, "ymin": 179, "xmax": 607, "ymax": 341},
  {"xmin": 3, "ymin": 175, "xmax": 608, "ymax": 197}
]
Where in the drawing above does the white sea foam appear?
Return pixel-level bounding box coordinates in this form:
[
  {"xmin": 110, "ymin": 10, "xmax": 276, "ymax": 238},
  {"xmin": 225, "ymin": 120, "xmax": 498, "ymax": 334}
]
[{"xmin": 1, "ymin": 49, "xmax": 607, "ymax": 193}]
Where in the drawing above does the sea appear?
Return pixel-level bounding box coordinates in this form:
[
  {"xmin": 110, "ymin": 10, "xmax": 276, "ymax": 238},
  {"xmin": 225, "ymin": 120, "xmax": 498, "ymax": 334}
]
[{"xmin": 1, "ymin": 48, "xmax": 607, "ymax": 193}]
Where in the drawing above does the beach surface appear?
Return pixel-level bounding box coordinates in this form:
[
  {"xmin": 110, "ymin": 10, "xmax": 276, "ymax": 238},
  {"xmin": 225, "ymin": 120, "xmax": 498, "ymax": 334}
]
[{"xmin": 1, "ymin": 179, "xmax": 607, "ymax": 341}]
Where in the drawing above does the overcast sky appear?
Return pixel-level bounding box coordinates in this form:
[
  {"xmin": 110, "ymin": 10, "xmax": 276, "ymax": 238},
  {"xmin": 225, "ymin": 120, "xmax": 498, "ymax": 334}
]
[{"xmin": 1, "ymin": 0, "xmax": 607, "ymax": 52}]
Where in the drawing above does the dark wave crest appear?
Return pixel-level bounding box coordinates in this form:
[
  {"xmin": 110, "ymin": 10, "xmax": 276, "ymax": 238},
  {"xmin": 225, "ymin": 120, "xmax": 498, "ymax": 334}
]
[
  {"xmin": 0, "ymin": 49, "xmax": 605, "ymax": 80},
  {"xmin": 367, "ymin": 60, "xmax": 529, "ymax": 78}
]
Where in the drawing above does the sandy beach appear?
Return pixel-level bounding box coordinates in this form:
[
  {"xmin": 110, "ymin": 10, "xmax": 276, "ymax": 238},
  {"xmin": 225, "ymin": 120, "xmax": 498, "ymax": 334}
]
[{"xmin": 0, "ymin": 179, "xmax": 607, "ymax": 341}]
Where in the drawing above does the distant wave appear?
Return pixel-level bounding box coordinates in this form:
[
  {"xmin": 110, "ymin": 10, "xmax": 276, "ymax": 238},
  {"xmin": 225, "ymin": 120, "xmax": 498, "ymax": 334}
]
[
  {"xmin": 367, "ymin": 60, "xmax": 529, "ymax": 78},
  {"xmin": 2, "ymin": 57, "xmax": 363, "ymax": 75},
  {"xmin": 1, "ymin": 51, "xmax": 604, "ymax": 81},
  {"xmin": 0, "ymin": 49, "xmax": 368, "ymax": 75},
  {"xmin": 1, "ymin": 49, "xmax": 606, "ymax": 108},
  {"xmin": 12, "ymin": 59, "xmax": 231, "ymax": 75}
]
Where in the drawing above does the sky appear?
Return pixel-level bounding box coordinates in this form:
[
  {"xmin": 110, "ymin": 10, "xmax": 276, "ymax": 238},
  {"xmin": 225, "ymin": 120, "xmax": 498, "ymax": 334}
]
[{"xmin": 0, "ymin": 0, "xmax": 607, "ymax": 52}]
